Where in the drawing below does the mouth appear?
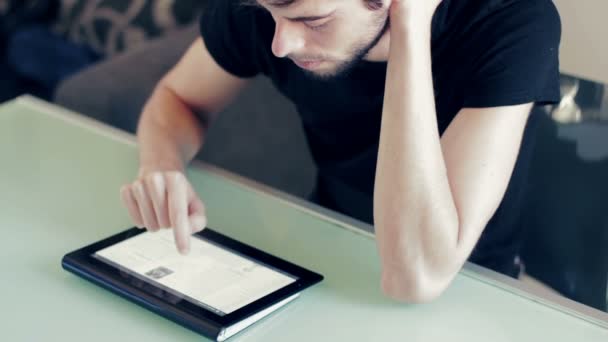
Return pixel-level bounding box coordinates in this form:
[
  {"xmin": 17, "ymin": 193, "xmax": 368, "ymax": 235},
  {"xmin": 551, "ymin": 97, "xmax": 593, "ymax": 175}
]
[{"xmin": 292, "ymin": 59, "xmax": 323, "ymax": 70}]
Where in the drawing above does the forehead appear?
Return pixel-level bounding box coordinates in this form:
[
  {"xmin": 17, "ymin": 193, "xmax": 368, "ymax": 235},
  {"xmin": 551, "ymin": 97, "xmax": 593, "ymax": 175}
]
[
  {"xmin": 258, "ymin": 0, "xmax": 298, "ymax": 7},
  {"xmin": 256, "ymin": 0, "xmax": 342, "ymax": 10}
]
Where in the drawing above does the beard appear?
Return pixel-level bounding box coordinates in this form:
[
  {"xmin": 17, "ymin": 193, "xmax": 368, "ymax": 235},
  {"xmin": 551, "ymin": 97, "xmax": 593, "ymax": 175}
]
[{"xmin": 301, "ymin": 15, "xmax": 390, "ymax": 81}]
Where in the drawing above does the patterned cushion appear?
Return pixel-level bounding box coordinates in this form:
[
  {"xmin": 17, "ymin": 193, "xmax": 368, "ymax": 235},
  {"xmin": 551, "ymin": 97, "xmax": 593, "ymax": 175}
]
[
  {"xmin": 54, "ymin": 0, "xmax": 205, "ymax": 56},
  {"xmin": 0, "ymin": 1, "xmax": 10, "ymax": 15}
]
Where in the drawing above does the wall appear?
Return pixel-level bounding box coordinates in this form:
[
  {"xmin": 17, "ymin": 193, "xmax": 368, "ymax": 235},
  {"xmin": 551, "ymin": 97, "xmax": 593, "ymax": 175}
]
[{"xmin": 553, "ymin": 0, "xmax": 608, "ymax": 83}]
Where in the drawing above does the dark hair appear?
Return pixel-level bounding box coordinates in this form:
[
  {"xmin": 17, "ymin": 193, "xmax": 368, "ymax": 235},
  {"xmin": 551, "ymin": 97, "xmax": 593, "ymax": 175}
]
[{"xmin": 245, "ymin": 0, "xmax": 385, "ymax": 11}]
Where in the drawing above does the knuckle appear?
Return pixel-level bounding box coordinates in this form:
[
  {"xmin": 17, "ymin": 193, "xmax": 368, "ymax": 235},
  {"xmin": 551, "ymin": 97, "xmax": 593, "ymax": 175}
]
[
  {"xmin": 120, "ymin": 184, "xmax": 130, "ymax": 194},
  {"xmin": 167, "ymin": 171, "xmax": 185, "ymax": 183},
  {"xmin": 152, "ymin": 172, "xmax": 165, "ymax": 188},
  {"xmin": 142, "ymin": 174, "xmax": 155, "ymax": 189},
  {"xmin": 134, "ymin": 181, "xmax": 149, "ymax": 200},
  {"xmin": 133, "ymin": 179, "xmax": 144, "ymax": 192}
]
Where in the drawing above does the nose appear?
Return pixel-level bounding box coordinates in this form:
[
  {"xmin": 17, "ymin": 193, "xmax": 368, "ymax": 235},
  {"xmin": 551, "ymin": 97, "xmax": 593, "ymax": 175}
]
[{"xmin": 271, "ymin": 19, "xmax": 305, "ymax": 58}]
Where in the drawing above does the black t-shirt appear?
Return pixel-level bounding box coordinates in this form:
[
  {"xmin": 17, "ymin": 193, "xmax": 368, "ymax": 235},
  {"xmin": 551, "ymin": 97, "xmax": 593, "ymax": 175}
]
[{"xmin": 200, "ymin": 0, "xmax": 561, "ymax": 276}]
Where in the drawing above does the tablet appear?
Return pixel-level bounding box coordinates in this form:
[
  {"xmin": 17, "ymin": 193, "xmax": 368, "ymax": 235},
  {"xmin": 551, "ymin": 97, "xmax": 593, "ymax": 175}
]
[{"xmin": 62, "ymin": 227, "xmax": 323, "ymax": 341}]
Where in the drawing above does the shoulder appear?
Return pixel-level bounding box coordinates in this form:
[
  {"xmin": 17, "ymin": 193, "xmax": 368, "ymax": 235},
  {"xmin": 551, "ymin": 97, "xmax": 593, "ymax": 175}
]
[
  {"xmin": 201, "ymin": 0, "xmax": 274, "ymax": 45},
  {"xmin": 201, "ymin": 0, "xmax": 258, "ymax": 25},
  {"xmin": 440, "ymin": 0, "xmax": 560, "ymax": 37},
  {"xmin": 438, "ymin": 0, "xmax": 561, "ymax": 58},
  {"xmin": 474, "ymin": 0, "xmax": 560, "ymax": 37},
  {"xmin": 441, "ymin": 1, "xmax": 562, "ymax": 107},
  {"xmin": 488, "ymin": 0, "xmax": 560, "ymax": 30},
  {"xmin": 199, "ymin": 0, "xmax": 276, "ymax": 77}
]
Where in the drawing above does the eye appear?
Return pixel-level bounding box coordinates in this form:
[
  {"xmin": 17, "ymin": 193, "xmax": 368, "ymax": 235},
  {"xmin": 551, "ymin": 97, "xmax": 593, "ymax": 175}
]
[{"xmin": 304, "ymin": 19, "xmax": 331, "ymax": 31}]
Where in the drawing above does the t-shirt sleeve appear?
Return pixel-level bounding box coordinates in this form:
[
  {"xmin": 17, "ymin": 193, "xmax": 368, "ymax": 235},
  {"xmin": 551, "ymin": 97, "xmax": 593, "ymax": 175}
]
[
  {"xmin": 462, "ymin": 0, "xmax": 561, "ymax": 108},
  {"xmin": 199, "ymin": 0, "xmax": 261, "ymax": 78}
]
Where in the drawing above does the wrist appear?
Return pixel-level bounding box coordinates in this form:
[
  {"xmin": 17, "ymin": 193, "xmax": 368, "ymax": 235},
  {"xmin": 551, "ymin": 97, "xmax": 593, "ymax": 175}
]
[
  {"xmin": 389, "ymin": 26, "xmax": 432, "ymax": 59},
  {"xmin": 138, "ymin": 157, "xmax": 185, "ymax": 177},
  {"xmin": 391, "ymin": 18, "xmax": 432, "ymax": 42},
  {"xmin": 389, "ymin": 1, "xmax": 437, "ymax": 38}
]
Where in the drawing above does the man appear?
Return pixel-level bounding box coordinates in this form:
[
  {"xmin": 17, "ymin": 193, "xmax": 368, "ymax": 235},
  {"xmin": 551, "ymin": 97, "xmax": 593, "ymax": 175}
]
[{"xmin": 120, "ymin": 0, "xmax": 561, "ymax": 302}]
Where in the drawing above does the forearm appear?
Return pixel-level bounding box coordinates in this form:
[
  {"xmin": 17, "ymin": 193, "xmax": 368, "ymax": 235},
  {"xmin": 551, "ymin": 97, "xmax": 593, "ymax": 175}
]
[
  {"xmin": 374, "ymin": 20, "xmax": 459, "ymax": 300},
  {"xmin": 137, "ymin": 81, "xmax": 207, "ymax": 174}
]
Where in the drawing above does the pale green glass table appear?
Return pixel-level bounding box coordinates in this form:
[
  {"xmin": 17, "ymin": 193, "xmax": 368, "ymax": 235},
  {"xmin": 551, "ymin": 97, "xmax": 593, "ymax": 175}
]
[{"xmin": 1, "ymin": 95, "xmax": 607, "ymax": 341}]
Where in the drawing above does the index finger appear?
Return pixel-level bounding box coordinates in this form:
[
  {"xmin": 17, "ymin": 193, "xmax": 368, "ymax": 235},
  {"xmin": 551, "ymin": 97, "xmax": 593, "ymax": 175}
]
[{"xmin": 166, "ymin": 172, "xmax": 190, "ymax": 255}]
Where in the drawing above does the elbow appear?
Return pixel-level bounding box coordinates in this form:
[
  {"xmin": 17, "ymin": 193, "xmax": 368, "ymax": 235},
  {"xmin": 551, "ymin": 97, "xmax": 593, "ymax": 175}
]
[
  {"xmin": 375, "ymin": 216, "xmax": 462, "ymax": 303},
  {"xmin": 380, "ymin": 265, "xmax": 454, "ymax": 304}
]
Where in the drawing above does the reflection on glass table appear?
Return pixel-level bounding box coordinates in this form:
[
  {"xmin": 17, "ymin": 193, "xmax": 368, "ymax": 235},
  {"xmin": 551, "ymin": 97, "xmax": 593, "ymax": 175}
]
[{"xmin": 520, "ymin": 73, "xmax": 608, "ymax": 313}]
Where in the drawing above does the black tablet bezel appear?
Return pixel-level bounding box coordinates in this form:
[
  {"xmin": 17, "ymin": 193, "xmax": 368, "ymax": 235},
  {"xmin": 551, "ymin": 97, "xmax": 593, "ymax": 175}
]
[{"xmin": 63, "ymin": 227, "xmax": 323, "ymax": 327}]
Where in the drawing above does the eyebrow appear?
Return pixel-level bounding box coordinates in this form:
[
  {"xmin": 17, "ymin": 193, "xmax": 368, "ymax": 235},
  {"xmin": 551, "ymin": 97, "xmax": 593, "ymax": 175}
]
[{"xmin": 253, "ymin": 0, "xmax": 297, "ymax": 9}]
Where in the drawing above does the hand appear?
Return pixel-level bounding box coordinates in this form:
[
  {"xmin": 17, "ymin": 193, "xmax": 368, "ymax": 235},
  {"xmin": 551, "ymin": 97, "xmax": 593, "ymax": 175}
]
[{"xmin": 120, "ymin": 170, "xmax": 207, "ymax": 255}]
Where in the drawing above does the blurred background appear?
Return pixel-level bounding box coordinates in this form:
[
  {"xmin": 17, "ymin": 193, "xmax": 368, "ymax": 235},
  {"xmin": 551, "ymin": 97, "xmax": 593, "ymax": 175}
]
[{"xmin": 1, "ymin": 0, "xmax": 607, "ymax": 316}]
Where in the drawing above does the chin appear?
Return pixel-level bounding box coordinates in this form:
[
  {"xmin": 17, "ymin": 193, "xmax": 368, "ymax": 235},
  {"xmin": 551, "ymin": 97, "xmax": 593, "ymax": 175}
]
[{"xmin": 303, "ymin": 65, "xmax": 345, "ymax": 81}]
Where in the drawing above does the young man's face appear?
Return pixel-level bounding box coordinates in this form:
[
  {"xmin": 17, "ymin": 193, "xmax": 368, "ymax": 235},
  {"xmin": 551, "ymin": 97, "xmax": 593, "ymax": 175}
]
[{"xmin": 255, "ymin": 0, "xmax": 389, "ymax": 79}]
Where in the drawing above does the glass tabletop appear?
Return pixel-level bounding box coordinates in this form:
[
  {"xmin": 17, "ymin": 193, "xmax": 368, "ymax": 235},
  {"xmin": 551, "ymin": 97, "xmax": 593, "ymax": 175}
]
[{"xmin": 0, "ymin": 96, "xmax": 606, "ymax": 341}]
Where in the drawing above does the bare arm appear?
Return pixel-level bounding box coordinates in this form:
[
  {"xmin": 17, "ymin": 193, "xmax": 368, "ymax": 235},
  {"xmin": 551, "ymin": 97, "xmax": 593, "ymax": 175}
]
[
  {"xmin": 374, "ymin": 0, "xmax": 532, "ymax": 302},
  {"xmin": 138, "ymin": 37, "xmax": 250, "ymax": 173},
  {"xmin": 121, "ymin": 37, "xmax": 250, "ymax": 254}
]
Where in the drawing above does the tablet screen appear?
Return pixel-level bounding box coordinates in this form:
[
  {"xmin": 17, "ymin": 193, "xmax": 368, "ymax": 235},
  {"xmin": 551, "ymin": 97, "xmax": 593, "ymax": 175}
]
[{"xmin": 93, "ymin": 230, "xmax": 297, "ymax": 316}]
